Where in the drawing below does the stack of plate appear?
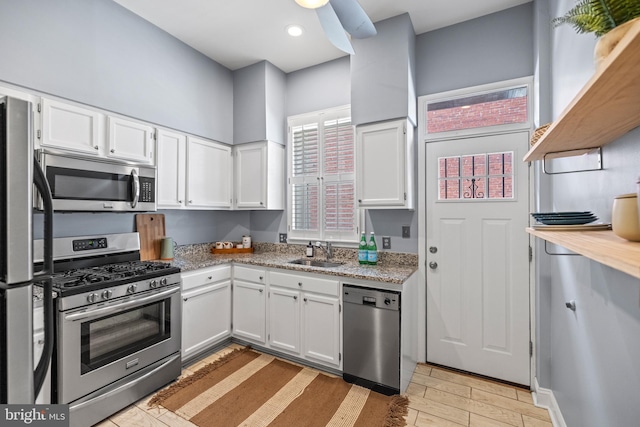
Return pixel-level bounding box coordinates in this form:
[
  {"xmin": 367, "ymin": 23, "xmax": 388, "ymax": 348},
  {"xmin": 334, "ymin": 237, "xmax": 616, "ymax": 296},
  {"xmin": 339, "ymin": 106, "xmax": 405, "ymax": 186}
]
[{"xmin": 531, "ymin": 211, "xmax": 598, "ymax": 225}]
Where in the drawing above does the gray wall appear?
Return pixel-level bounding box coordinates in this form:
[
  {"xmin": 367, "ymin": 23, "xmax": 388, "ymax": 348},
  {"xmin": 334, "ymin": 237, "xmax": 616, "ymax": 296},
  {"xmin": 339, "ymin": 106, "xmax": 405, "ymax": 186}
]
[
  {"xmin": 534, "ymin": 0, "xmax": 640, "ymax": 425},
  {"xmin": 0, "ymin": 0, "xmax": 233, "ymax": 143},
  {"xmin": 416, "ymin": 3, "xmax": 534, "ymax": 96}
]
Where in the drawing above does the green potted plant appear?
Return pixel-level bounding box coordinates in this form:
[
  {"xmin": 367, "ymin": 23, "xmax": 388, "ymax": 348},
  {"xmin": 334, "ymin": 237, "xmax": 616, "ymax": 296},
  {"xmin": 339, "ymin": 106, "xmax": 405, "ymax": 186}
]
[{"xmin": 554, "ymin": 0, "xmax": 640, "ymax": 69}]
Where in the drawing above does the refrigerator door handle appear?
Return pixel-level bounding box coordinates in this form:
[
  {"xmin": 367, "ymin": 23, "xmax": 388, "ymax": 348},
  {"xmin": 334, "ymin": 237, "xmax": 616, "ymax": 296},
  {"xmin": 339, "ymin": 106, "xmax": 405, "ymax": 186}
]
[{"xmin": 32, "ymin": 157, "xmax": 53, "ymax": 398}]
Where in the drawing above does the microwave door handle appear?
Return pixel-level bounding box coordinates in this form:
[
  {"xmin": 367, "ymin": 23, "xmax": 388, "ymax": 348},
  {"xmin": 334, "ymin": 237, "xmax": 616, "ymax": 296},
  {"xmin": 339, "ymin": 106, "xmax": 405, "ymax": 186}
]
[{"xmin": 131, "ymin": 169, "xmax": 140, "ymax": 208}]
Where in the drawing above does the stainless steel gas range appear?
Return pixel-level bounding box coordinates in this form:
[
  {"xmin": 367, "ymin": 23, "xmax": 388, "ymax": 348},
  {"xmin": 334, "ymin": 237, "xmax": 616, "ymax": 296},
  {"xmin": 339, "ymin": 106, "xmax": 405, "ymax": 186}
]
[{"xmin": 35, "ymin": 232, "xmax": 182, "ymax": 427}]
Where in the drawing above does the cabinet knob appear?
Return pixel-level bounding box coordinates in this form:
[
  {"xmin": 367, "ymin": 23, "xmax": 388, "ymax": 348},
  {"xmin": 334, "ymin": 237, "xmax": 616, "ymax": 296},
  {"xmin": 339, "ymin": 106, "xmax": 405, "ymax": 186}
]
[
  {"xmin": 304, "ymin": 298, "xmax": 307, "ymax": 302},
  {"xmin": 298, "ymin": 282, "xmax": 302, "ymax": 287},
  {"xmin": 259, "ymin": 289, "xmax": 264, "ymax": 293},
  {"xmin": 37, "ymin": 339, "xmax": 45, "ymax": 345},
  {"xmin": 260, "ymin": 202, "xmax": 264, "ymax": 205},
  {"xmin": 259, "ymin": 276, "xmax": 263, "ymax": 280},
  {"xmin": 429, "ymin": 261, "xmax": 438, "ymax": 270},
  {"xmin": 189, "ymin": 200, "xmax": 193, "ymax": 204},
  {"xmin": 358, "ymin": 199, "xmax": 362, "ymax": 203},
  {"xmin": 565, "ymin": 300, "xmax": 577, "ymax": 311},
  {"xmin": 94, "ymin": 145, "xmax": 99, "ymax": 150},
  {"xmin": 207, "ymin": 276, "xmax": 212, "ymax": 280},
  {"xmin": 183, "ymin": 297, "xmax": 188, "ymax": 302},
  {"xmin": 110, "ymin": 149, "xmax": 115, "ymax": 153},
  {"xmin": 178, "ymin": 200, "xmax": 182, "ymax": 204},
  {"xmin": 293, "ymin": 295, "xmax": 298, "ymax": 300}
]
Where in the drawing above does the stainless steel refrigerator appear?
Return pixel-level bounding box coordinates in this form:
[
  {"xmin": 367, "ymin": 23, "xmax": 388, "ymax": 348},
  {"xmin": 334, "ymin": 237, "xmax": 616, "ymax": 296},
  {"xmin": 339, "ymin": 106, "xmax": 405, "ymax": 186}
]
[{"xmin": 0, "ymin": 96, "xmax": 54, "ymax": 403}]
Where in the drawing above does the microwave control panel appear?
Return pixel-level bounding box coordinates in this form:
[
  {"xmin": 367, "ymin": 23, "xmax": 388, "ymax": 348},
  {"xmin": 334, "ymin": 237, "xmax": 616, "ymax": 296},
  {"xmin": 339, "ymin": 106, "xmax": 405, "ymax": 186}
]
[{"xmin": 139, "ymin": 177, "xmax": 155, "ymax": 202}]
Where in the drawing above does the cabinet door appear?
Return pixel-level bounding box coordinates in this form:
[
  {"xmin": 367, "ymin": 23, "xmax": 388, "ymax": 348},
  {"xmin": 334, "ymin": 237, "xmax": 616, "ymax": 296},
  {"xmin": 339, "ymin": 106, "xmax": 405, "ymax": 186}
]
[
  {"xmin": 268, "ymin": 287, "xmax": 300, "ymax": 355},
  {"xmin": 302, "ymin": 293, "xmax": 341, "ymax": 367},
  {"xmin": 186, "ymin": 137, "xmax": 232, "ymax": 209},
  {"xmin": 356, "ymin": 120, "xmax": 409, "ymax": 208},
  {"xmin": 107, "ymin": 116, "xmax": 154, "ymax": 164},
  {"xmin": 157, "ymin": 129, "xmax": 186, "ymax": 209},
  {"xmin": 235, "ymin": 143, "xmax": 266, "ymax": 209},
  {"xmin": 182, "ymin": 281, "xmax": 232, "ymax": 361},
  {"xmin": 232, "ymin": 280, "xmax": 266, "ymax": 344},
  {"xmin": 41, "ymin": 98, "xmax": 103, "ymax": 156}
]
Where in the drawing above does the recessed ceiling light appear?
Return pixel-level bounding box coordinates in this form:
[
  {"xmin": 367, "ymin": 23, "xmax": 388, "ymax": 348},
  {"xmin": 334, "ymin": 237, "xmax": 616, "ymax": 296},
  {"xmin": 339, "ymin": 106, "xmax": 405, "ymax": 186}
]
[
  {"xmin": 287, "ymin": 25, "xmax": 304, "ymax": 37},
  {"xmin": 294, "ymin": 0, "xmax": 329, "ymax": 9}
]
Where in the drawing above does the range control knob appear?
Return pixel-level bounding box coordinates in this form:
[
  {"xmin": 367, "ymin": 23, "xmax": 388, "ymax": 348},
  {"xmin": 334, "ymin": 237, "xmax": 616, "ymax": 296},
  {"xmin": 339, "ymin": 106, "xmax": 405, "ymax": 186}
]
[
  {"xmin": 384, "ymin": 298, "xmax": 391, "ymax": 306},
  {"xmin": 149, "ymin": 279, "xmax": 158, "ymax": 289},
  {"xmin": 160, "ymin": 278, "xmax": 167, "ymax": 286},
  {"xmin": 101, "ymin": 290, "xmax": 113, "ymax": 300},
  {"xmin": 87, "ymin": 293, "xmax": 98, "ymax": 303},
  {"xmin": 127, "ymin": 284, "xmax": 137, "ymax": 294}
]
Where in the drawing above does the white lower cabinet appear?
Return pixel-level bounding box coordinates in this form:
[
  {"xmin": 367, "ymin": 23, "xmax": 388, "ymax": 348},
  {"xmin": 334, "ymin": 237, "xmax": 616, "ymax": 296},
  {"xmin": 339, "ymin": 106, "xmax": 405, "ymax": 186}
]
[
  {"xmin": 232, "ymin": 265, "xmax": 267, "ymax": 344},
  {"xmin": 181, "ymin": 266, "xmax": 232, "ymax": 361},
  {"xmin": 302, "ymin": 293, "xmax": 341, "ymax": 367},
  {"xmin": 268, "ymin": 271, "xmax": 341, "ymax": 369},
  {"xmin": 268, "ymin": 287, "xmax": 300, "ymax": 354}
]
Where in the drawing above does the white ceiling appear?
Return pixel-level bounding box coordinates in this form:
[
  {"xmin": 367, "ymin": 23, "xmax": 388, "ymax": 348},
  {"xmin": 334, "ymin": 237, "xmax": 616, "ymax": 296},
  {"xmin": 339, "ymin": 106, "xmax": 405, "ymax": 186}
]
[{"xmin": 113, "ymin": 0, "xmax": 531, "ymax": 73}]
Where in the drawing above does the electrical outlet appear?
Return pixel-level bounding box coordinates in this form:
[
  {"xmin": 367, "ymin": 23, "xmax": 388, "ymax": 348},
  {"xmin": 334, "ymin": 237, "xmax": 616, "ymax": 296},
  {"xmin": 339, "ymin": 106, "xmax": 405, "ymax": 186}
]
[
  {"xmin": 279, "ymin": 233, "xmax": 288, "ymax": 243},
  {"xmin": 402, "ymin": 226, "xmax": 410, "ymax": 238},
  {"xmin": 382, "ymin": 236, "xmax": 391, "ymax": 249}
]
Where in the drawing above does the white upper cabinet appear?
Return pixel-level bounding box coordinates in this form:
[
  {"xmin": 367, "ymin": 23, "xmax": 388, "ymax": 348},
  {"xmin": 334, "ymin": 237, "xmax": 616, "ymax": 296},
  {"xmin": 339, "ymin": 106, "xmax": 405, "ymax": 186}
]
[
  {"xmin": 356, "ymin": 119, "xmax": 415, "ymax": 209},
  {"xmin": 106, "ymin": 116, "xmax": 154, "ymax": 164},
  {"xmin": 40, "ymin": 98, "xmax": 103, "ymax": 156},
  {"xmin": 157, "ymin": 129, "xmax": 186, "ymax": 209},
  {"xmin": 234, "ymin": 141, "xmax": 284, "ymax": 210},
  {"xmin": 186, "ymin": 136, "xmax": 232, "ymax": 209}
]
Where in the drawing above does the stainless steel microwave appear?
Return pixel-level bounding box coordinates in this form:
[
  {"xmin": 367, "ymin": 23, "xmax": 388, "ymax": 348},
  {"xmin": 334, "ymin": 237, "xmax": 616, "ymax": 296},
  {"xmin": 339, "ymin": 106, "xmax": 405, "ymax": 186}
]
[{"xmin": 36, "ymin": 150, "xmax": 156, "ymax": 212}]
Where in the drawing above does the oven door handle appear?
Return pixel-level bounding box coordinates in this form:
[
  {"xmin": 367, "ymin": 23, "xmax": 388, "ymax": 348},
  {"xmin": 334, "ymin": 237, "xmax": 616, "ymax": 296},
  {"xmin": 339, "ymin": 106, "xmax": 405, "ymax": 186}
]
[
  {"xmin": 130, "ymin": 168, "xmax": 140, "ymax": 208},
  {"xmin": 64, "ymin": 287, "xmax": 179, "ymax": 322}
]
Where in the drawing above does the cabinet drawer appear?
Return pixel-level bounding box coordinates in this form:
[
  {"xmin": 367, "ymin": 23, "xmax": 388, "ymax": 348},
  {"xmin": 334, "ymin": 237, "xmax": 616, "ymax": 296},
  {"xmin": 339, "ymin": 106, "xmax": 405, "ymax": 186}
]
[
  {"xmin": 234, "ymin": 265, "xmax": 266, "ymax": 284},
  {"xmin": 182, "ymin": 265, "xmax": 231, "ymax": 291},
  {"xmin": 269, "ymin": 271, "xmax": 339, "ymax": 297}
]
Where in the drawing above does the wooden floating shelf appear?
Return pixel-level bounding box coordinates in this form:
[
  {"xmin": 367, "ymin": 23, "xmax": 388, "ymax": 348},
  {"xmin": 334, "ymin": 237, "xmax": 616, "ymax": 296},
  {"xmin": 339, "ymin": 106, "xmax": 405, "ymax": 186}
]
[
  {"xmin": 523, "ymin": 19, "xmax": 640, "ymax": 162},
  {"xmin": 211, "ymin": 247, "xmax": 254, "ymax": 254},
  {"xmin": 527, "ymin": 228, "xmax": 640, "ymax": 279}
]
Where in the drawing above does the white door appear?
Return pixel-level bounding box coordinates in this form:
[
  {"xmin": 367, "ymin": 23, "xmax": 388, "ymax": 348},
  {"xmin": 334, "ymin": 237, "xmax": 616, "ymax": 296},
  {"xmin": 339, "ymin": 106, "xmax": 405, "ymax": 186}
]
[
  {"xmin": 235, "ymin": 142, "xmax": 266, "ymax": 209},
  {"xmin": 232, "ymin": 281, "xmax": 266, "ymax": 344},
  {"xmin": 426, "ymin": 131, "xmax": 530, "ymax": 385},
  {"xmin": 106, "ymin": 116, "xmax": 154, "ymax": 164},
  {"xmin": 186, "ymin": 137, "xmax": 232, "ymax": 209},
  {"xmin": 268, "ymin": 287, "xmax": 300, "ymax": 354},
  {"xmin": 302, "ymin": 293, "xmax": 340, "ymax": 367},
  {"xmin": 182, "ymin": 281, "xmax": 231, "ymax": 361},
  {"xmin": 157, "ymin": 129, "xmax": 186, "ymax": 209}
]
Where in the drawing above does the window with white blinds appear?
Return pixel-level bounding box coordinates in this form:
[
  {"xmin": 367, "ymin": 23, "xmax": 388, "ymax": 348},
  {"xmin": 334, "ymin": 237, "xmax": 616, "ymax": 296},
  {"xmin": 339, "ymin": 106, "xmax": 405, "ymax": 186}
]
[{"xmin": 288, "ymin": 106, "xmax": 359, "ymax": 243}]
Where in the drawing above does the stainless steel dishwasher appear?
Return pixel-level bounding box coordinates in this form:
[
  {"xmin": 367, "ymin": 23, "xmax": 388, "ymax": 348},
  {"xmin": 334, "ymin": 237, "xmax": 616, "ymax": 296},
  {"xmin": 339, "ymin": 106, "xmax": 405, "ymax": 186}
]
[{"xmin": 342, "ymin": 285, "xmax": 400, "ymax": 395}]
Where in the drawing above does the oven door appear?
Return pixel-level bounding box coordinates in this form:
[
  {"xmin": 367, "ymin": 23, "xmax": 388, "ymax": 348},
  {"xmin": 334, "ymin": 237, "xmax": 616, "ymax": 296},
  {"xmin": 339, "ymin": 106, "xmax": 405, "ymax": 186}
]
[
  {"xmin": 37, "ymin": 151, "xmax": 156, "ymax": 212},
  {"xmin": 57, "ymin": 285, "xmax": 181, "ymax": 404}
]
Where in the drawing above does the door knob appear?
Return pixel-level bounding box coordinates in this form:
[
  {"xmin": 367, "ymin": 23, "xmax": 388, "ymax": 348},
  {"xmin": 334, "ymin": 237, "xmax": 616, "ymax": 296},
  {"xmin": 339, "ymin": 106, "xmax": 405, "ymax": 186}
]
[
  {"xmin": 429, "ymin": 246, "xmax": 438, "ymax": 254},
  {"xmin": 429, "ymin": 261, "xmax": 438, "ymax": 269}
]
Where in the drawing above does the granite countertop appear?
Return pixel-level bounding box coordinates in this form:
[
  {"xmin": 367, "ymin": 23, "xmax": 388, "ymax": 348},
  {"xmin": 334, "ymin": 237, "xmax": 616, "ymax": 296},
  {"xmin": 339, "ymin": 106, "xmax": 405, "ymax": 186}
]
[{"xmin": 169, "ymin": 242, "xmax": 418, "ymax": 285}]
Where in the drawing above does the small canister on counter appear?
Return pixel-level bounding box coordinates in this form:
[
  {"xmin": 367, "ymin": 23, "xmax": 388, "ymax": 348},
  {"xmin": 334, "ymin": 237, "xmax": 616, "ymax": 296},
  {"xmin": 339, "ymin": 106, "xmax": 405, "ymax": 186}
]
[{"xmin": 242, "ymin": 235, "xmax": 252, "ymax": 248}]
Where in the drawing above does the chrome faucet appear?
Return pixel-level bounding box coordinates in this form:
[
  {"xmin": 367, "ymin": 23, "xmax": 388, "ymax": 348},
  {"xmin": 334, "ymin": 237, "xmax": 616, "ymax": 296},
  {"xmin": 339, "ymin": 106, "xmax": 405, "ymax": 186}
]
[{"xmin": 315, "ymin": 241, "xmax": 333, "ymax": 260}]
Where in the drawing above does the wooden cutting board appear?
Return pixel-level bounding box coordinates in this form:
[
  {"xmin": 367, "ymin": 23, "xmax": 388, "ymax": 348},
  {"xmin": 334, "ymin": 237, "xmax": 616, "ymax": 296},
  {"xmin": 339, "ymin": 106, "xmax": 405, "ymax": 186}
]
[{"xmin": 135, "ymin": 213, "xmax": 166, "ymax": 261}]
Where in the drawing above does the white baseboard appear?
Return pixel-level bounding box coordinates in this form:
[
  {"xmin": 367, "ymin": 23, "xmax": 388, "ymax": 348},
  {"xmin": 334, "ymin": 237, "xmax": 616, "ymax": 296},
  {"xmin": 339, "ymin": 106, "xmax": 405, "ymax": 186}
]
[{"xmin": 532, "ymin": 377, "xmax": 567, "ymax": 427}]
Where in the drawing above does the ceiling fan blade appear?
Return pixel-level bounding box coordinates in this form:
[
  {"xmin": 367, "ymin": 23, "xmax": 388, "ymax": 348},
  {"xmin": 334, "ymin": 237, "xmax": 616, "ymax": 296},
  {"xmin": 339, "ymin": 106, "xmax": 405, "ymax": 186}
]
[
  {"xmin": 329, "ymin": 0, "xmax": 376, "ymax": 39},
  {"xmin": 316, "ymin": 3, "xmax": 355, "ymax": 55}
]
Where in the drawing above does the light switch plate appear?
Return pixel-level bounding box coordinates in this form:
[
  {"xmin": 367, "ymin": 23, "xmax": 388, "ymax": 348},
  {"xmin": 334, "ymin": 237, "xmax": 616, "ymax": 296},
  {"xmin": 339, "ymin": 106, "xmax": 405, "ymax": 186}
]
[
  {"xmin": 279, "ymin": 233, "xmax": 287, "ymax": 243},
  {"xmin": 402, "ymin": 226, "xmax": 410, "ymax": 238},
  {"xmin": 382, "ymin": 236, "xmax": 391, "ymax": 249}
]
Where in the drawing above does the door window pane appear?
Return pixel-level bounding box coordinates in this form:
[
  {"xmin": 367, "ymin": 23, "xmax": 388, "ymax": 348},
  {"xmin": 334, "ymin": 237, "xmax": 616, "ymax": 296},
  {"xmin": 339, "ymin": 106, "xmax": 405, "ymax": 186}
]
[{"xmin": 438, "ymin": 152, "xmax": 514, "ymax": 200}]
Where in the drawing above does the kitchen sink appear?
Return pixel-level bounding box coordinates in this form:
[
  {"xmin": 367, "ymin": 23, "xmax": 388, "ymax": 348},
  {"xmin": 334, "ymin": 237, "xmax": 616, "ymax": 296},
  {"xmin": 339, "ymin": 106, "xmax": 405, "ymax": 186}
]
[{"xmin": 289, "ymin": 258, "xmax": 344, "ymax": 268}]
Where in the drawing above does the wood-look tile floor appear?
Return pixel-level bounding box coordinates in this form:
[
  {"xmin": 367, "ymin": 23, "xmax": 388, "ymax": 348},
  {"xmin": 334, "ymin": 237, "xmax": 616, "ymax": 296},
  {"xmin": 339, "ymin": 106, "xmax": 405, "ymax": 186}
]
[{"xmin": 94, "ymin": 345, "xmax": 553, "ymax": 427}]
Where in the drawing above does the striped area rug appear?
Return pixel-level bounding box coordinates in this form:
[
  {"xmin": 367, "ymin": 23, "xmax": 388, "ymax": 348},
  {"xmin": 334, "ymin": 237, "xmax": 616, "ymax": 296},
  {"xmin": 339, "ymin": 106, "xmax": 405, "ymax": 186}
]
[{"xmin": 149, "ymin": 347, "xmax": 408, "ymax": 427}]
